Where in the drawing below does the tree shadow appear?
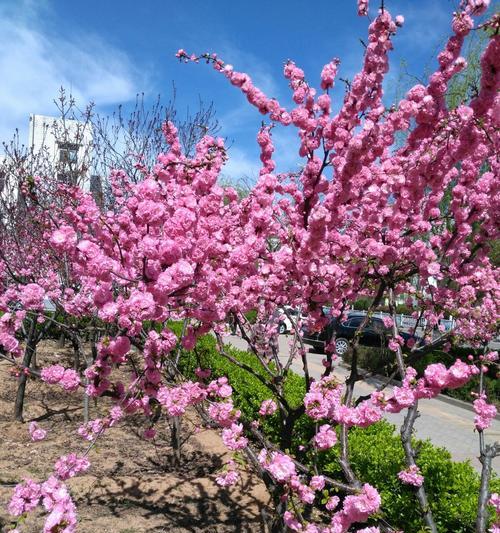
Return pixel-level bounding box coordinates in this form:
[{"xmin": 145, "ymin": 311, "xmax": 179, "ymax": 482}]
[{"xmin": 77, "ymin": 452, "xmax": 269, "ymax": 532}]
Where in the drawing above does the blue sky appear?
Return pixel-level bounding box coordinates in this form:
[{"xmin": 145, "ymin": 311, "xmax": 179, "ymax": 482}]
[{"xmin": 0, "ymin": 0, "xmax": 484, "ymax": 182}]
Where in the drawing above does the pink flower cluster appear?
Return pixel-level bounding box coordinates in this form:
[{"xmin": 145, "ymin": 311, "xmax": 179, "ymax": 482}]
[
  {"xmin": 284, "ymin": 483, "xmax": 382, "ymax": 532},
  {"xmin": 304, "ymin": 376, "xmax": 382, "ymax": 428},
  {"xmin": 8, "ymin": 476, "xmax": 77, "ymax": 532},
  {"xmin": 19, "ymin": 283, "xmax": 45, "ymax": 310},
  {"xmin": 473, "ymin": 394, "xmax": 498, "ymax": 431},
  {"xmin": 29, "ymin": 421, "xmax": 47, "ymax": 442},
  {"xmin": 380, "ymin": 362, "xmax": 476, "ymax": 414},
  {"xmin": 424, "ymin": 360, "xmax": 473, "ymax": 390},
  {"xmin": 1, "ymin": 2, "xmax": 498, "ymax": 531},
  {"xmin": 397, "ymin": 465, "xmax": 424, "ymax": 487},
  {"xmin": 215, "ymin": 460, "xmax": 240, "ymax": 487},
  {"xmin": 313, "ymin": 424, "xmax": 337, "ymax": 450},
  {"xmin": 40, "ymin": 365, "xmax": 81, "ymax": 392},
  {"xmin": 78, "ymin": 418, "xmax": 106, "ymax": 441},
  {"xmin": 39, "ymin": 476, "xmax": 77, "ymax": 533},
  {"xmin": 157, "ymin": 381, "xmax": 207, "ymax": 417},
  {"xmin": 8, "ymin": 478, "xmax": 41, "ymax": 516},
  {"xmin": 54, "ymin": 454, "xmax": 90, "ymax": 480},
  {"xmin": 258, "ymin": 450, "xmax": 296, "ymax": 483},
  {"xmin": 357, "ymin": 0, "xmax": 368, "ymax": 16},
  {"xmin": 221, "ymin": 422, "xmax": 248, "ymax": 450},
  {"xmin": 259, "ymin": 398, "xmax": 278, "ymax": 416},
  {"xmin": 490, "ymin": 493, "xmax": 500, "ymax": 533},
  {"xmin": 208, "ymin": 401, "xmax": 241, "ymax": 428},
  {"xmin": 331, "ymin": 483, "xmax": 381, "ymax": 531}
]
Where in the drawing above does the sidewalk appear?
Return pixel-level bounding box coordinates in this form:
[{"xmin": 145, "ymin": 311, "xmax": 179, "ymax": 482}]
[{"xmin": 225, "ymin": 334, "xmax": 499, "ymax": 473}]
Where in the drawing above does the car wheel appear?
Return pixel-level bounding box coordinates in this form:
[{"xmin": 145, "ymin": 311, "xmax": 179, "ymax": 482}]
[
  {"xmin": 335, "ymin": 338, "xmax": 349, "ymax": 356},
  {"xmin": 278, "ymin": 322, "xmax": 287, "ymax": 335}
]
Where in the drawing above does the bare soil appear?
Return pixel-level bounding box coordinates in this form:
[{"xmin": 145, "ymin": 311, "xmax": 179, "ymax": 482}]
[{"xmin": 0, "ymin": 341, "xmax": 271, "ymax": 532}]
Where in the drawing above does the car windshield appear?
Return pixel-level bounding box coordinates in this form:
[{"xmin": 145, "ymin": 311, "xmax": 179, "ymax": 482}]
[
  {"xmin": 345, "ymin": 316, "xmax": 364, "ymax": 327},
  {"xmin": 368, "ymin": 318, "xmax": 385, "ymax": 332}
]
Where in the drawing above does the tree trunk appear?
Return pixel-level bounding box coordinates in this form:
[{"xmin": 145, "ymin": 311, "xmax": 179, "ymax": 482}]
[
  {"xmin": 58, "ymin": 331, "xmax": 66, "ymax": 348},
  {"xmin": 170, "ymin": 416, "xmax": 182, "ymax": 466},
  {"xmin": 14, "ymin": 320, "xmax": 37, "ymax": 421}
]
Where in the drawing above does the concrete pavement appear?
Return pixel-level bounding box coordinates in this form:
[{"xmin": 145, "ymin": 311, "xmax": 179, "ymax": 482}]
[{"xmin": 225, "ymin": 334, "xmax": 499, "ymax": 473}]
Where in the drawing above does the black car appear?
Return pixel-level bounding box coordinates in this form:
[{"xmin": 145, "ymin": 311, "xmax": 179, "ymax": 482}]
[{"xmin": 302, "ymin": 314, "xmax": 420, "ymax": 355}]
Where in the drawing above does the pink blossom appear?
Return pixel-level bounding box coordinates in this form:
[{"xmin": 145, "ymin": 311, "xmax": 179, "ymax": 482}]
[
  {"xmin": 489, "ymin": 492, "xmax": 500, "ymax": 513},
  {"xmin": 50, "ymin": 225, "xmax": 77, "ymax": 250},
  {"xmin": 59, "ymin": 369, "xmax": 81, "ymax": 391},
  {"xmin": 221, "ymin": 422, "xmax": 248, "ymax": 450},
  {"xmin": 473, "ymin": 395, "xmax": 497, "ymax": 431},
  {"xmin": 382, "ymin": 316, "xmax": 393, "ymax": 328},
  {"xmin": 0, "ymin": 333, "xmax": 19, "ymax": 353},
  {"xmin": 320, "ymin": 59, "xmax": 340, "ymax": 90},
  {"xmin": 143, "ymin": 428, "xmax": 156, "ymax": 439},
  {"xmin": 332, "ymin": 483, "xmax": 381, "ymax": 530},
  {"xmin": 54, "ymin": 454, "xmax": 90, "ymax": 480},
  {"xmin": 78, "ymin": 418, "xmax": 105, "ymax": 441},
  {"xmin": 297, "ymin": 482, "xmax": 315, "ymax": 504},
  {"xmin": 304, "ymin": 390, "xmax": 329, "ymax": 420},
  {"xmin": 8, "ymin": 479, "xmax": 41, "ymax": 516},
  {"xmin": 208, "ymin": 401, "xmax": 240, "ymax": 428},
  {"xmin": 284, "ymin": 511, "xmax": 302, "ymax": 531},
  {"xmin": 109, "ymin": 406, "xmax": 124, "ymax": 424},
  {"xmin": 29, "ymin": 421, "xmax": 47, "ymax": 442},
  {"xmin": 216, "ymin": 469, "xmax": 240, "ymax": 487},
  {"xmin": 41, "ymin": 364, "xmax": 66, "ymax": 384},
  {"xmin": 398, "ymin": 465, "xmax": 424, "ymax": 487},
  {"xmin": 447, "ymin": 359, "xmax": 472, "ymax": 388},
  {"xmin": 326, "ymin": 495, "xmax": 340, "ymax": 511},
  {"xmin": 357, "ymin": 0, "xmax": 368, "ymax": 16},
  {"xmin": 259, "ymin": 399, "xmax": 278, "ymax": 416},
  {"xmin": 313, "ymin": 424, "xmax": 337, "ymax": 450},
  {"xmin": 310, "ymin": 475, "xmax": 325, "ymax": 491},
  {"xmin": 19, "ymin": 283, "xmax": 45, "ymax": 309},
  {"xmin": 392, "ymin": 386, "xmax": 415, "ymax": 408},
  {"xmin": 424, "ymin": 363, "xmax": 449, "ymax": 389},
  {"xmin": 40, "ymin": 476, "xmax": 77, "ymax": 532},
  {"xmin": 195, "ymin": 367, "xmax": 212, "ymax": 379},
  {"xmin": 258, "ymin": 450, "xmax": 296, "ymax": 483}
]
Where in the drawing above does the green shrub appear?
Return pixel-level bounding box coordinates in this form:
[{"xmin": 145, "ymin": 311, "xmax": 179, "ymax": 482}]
[
  {"xmin": 352, "ymin": 298, "xmax": 372, "ymax": 311},
  {"xmin": 395, "ymin": 303, "xmax": 413, "ymax": 315},
  {"xmin": 411, "ymin": 348, "xmax": 499, "ymax": 407},
  {"xmin": 175, "ymin": 329, "xmax": 498, "ymax": 532},
  {"xmin": 343, "ymin": 344, "xmax": 499, "ymax": 407},
  {"xmin": 244, "ymin": 309, "xmax": 258, "ymax": 324},
  {"xmin": 320, "ymin": 421, "xmax": 499, "ymax": 532}
]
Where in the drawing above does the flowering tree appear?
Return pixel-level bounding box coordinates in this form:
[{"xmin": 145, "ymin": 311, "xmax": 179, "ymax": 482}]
[{"xmin": 0, "ymin": 0, "xmax": 499, "ymax": 532}]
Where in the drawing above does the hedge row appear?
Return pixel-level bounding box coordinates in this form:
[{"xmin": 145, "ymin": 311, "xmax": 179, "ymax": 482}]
[
  {"xmin": 173, "ymin": 328, "xmax": 498, "ymax": 532},
  {"xmin": 344, "ymin": 344, "xmax": 499, "ymax": 408}
]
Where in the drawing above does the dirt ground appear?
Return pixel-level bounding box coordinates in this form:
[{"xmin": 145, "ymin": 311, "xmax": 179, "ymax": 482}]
[{"xmin": 0, "ymin": 341, "xmax": 271, "ymax": 532}]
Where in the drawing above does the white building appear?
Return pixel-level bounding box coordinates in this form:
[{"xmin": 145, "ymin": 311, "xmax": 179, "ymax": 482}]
[{"xmin": 28, "ymin": 114, "xmax": 94, "ymax": 190}]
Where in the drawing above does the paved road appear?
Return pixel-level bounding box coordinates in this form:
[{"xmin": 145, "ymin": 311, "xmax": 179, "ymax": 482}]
[{"xmin": 225, "ymin": 334, "xmax": 499, "ymax": 473}]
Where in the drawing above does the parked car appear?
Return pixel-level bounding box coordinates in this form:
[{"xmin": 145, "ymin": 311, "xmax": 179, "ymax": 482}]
[
  {"xmin": 276, "ymin": 306, "xmax": 306, "ymax": 334},
  {"xmin": 302, "ymin": 313, "xmax": 421, "ymax": 355}
]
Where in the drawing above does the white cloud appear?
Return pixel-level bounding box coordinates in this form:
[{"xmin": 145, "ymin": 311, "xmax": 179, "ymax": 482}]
[
  {"xmin": 0, "ymin": 1, "xmax": 142, "ymax": 146},
  {"xmin": 220, "ymin": 146, "xmax": 260, "ymax": 183}
]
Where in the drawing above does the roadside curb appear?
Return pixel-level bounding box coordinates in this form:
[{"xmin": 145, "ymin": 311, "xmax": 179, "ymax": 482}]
[{"xmin": 338, "ymin": 361, "xmax": 500, "ymax": 421}]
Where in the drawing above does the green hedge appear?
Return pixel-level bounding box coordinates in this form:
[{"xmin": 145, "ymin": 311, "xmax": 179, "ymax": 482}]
[
  {"xmin": 410, "ymin": 348, "xmax": 499, "ymax": 407},
  {"xmin": 174, "ymin": 328, "xmax": 498, "ymax": 532},
  {"xmin": 343, "ymin": 343, "xmax": 499, "ymax": 407},
  {"xmin": 315, "ymin": 422, "xmax": 495, "ymax": 532}
]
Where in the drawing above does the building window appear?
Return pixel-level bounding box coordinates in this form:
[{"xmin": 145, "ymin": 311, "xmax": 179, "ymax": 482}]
[
  {"xmin": 57, "ymin": 171, "xmax": 79, "ymax": 185},
  {"xmin": 58, "ymin": 142, "xmax": 79, "ymax": 165}
]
